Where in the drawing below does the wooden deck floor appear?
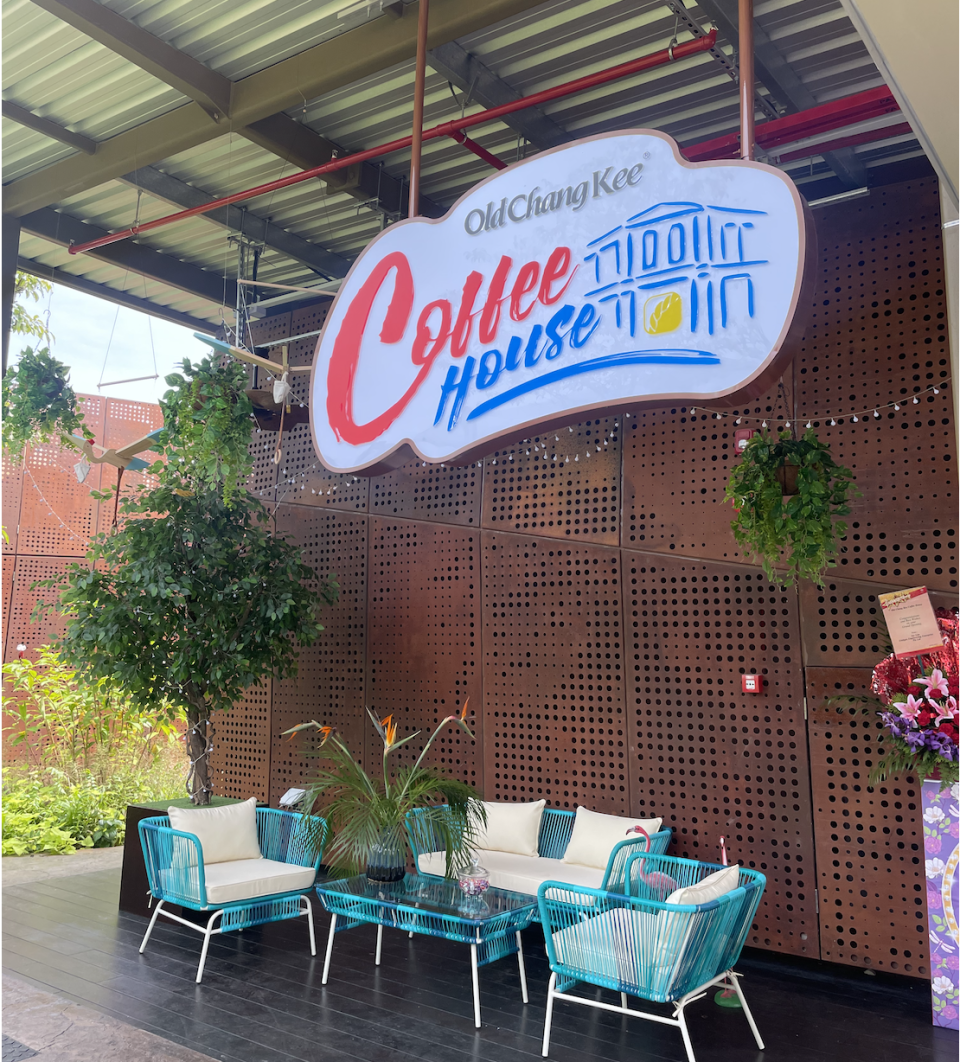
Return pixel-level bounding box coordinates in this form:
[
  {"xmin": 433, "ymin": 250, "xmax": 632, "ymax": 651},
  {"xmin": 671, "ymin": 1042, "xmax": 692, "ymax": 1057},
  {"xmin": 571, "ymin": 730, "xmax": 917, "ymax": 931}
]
[{"xmin": 2, "ymin": 868, "xmax": 956, "ymax": 1062}]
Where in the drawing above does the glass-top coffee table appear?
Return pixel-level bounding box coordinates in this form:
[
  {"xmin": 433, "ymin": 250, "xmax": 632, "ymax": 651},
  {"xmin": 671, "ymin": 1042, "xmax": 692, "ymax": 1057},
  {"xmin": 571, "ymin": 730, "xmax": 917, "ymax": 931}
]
[{"xmin": 315, "ymin": 874, "xmax": 538, "ymax": 1028}]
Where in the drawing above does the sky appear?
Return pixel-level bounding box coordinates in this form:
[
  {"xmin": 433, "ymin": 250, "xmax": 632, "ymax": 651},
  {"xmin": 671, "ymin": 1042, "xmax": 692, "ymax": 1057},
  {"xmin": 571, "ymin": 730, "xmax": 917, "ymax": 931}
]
[{"xmin": 10, "ymin": 282, "xmax": 211, "ymax": 405}]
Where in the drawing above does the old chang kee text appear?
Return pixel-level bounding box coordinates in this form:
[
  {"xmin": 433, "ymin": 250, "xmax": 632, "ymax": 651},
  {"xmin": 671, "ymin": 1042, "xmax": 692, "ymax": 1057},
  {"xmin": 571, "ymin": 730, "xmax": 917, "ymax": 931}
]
[{"xmin": 325, "ymin": 164, "xmax": 644, "ymax": 446}]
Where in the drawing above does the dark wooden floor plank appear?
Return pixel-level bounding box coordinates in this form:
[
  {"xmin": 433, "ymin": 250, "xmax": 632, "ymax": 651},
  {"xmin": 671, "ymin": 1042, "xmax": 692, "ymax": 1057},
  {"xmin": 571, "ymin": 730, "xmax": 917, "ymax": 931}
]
[{"xmin": 4, "ymin": 866, "xmax": 955, "ymax": 1062}]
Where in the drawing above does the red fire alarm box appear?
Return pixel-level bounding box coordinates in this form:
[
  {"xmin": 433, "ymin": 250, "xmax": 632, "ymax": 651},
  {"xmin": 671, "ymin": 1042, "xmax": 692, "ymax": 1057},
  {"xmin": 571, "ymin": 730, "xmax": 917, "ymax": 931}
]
[
  {"xmin": 735, "ymin": 428, "xmax": 758, "ymax": 453},
  {"xmin": 741, "ymin": 673, "xmax": 761, "ymax": 694}
]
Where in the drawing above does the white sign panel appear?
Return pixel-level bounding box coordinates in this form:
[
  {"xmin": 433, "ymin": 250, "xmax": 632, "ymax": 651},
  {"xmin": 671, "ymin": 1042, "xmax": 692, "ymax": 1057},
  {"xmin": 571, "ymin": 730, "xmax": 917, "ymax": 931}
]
[{"xmin": 310, "ymin": 130, "xmax": 812, "ymax": 473}]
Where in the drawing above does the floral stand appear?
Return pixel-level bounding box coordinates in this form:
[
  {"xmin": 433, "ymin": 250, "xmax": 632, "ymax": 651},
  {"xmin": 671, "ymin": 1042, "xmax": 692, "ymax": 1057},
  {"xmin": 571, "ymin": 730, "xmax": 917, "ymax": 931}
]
[{"xmin": 923, "ymin": 779, "xmax": 959, "ymax": 1030}]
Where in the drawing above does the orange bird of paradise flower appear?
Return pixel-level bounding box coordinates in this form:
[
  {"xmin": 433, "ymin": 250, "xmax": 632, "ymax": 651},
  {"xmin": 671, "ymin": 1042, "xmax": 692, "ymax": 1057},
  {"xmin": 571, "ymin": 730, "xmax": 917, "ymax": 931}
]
[{"xmin": 381, "ymin": 714, "xmax": 398, "ymax": 749}]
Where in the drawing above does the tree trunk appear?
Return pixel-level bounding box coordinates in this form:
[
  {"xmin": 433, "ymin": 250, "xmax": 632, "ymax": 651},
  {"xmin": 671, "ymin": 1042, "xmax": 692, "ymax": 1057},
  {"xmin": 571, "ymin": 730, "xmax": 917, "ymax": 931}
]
[{"xmin": 185, "ymin": 703, "xmax": 213, "ymax": 806}]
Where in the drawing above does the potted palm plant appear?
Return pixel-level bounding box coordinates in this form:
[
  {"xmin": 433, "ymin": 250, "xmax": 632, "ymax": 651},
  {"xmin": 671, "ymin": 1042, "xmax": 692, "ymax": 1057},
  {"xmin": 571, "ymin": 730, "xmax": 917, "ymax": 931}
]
[{"xmin": 285, "ymin": 700, "xmax": 484, "ymax": 881}]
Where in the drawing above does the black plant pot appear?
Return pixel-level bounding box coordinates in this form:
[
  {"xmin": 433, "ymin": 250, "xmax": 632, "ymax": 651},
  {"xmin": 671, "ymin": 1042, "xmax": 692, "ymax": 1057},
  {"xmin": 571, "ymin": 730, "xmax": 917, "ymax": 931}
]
[{"xmin": 366, "ymin": 833, "xmax": 405, "ymax": 882}]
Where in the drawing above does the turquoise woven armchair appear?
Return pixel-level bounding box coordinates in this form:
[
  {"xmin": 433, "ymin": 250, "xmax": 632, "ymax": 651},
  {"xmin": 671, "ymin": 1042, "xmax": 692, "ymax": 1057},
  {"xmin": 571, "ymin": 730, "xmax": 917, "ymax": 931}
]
[
  {"xmin": 538, "ymin": 852, "xmax": 766, "ymax": 1062},
  {"xmin": 138, "ymin": 808, "xmax": 327, "ymax": 983}
]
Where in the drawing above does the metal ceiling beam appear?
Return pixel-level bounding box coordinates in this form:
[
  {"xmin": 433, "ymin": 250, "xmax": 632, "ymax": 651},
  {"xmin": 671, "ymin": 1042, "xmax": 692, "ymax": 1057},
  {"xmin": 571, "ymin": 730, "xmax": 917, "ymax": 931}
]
[
  {"xmin": 427, "ymin": 40, "xmax": 569, "ymax": 151},
  {"xmin": 20, "ymin": 208, "xmax": 238, "ymax": 307},
  {"xmin": 692, "ymin": 0, "xmax": 868, "ymax": 187},
  {"xmin": 17, "ymin": 256, "xmax": 218, "ymax": 334},
  {"xmin": 4, "ymin": 0, "xmax": 548, "ymax": 217},
  {"xmin": 119, "ymin": 165, "xmax": 350, "ymax": 279},
  {"xmin": 28, "ymin": 0, "xmax": 232, "ymax": 119},
  {"xmin": 2, "ymin": 100, "xmax": 98, "ymax": 154}
]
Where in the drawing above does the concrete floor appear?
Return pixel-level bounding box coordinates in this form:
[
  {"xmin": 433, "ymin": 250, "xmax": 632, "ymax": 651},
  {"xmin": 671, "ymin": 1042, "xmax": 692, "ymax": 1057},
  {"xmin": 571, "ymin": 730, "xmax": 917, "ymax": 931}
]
[{"xmin": 3, "ymin": 848, "xmax": 219, "ymax": 1062}]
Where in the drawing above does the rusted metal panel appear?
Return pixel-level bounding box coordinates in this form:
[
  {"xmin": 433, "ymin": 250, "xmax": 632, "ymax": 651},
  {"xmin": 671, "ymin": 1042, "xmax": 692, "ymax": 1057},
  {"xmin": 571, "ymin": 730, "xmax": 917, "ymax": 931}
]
[
  {"xmin": 806, "ymin": 667, "xmax": 928, "ymax": 979},
  {"xmin": 366, "ymin": 518, "xmax": 481, "ymax": 787},
  {"xmin": 481, "ymin": 530, "xmax": 630, "ymax": 814},
  {"xmin": 482, "ymin": 417, "xmax": 621, "ymax": 544},
  {"xmin": 622, "ymin": 550, "xmax": 818, "ymax": 959},
  {"xmin": 270, "ymin": 505, "xmax": 368, "ymax": 802}
]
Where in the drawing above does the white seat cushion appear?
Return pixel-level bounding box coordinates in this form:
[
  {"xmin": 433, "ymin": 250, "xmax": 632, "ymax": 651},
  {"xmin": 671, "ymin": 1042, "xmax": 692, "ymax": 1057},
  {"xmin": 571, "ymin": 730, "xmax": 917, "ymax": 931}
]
[
  {"xmin": 167, "ymin": 798, "xmax": 262, "ymax": 865},
  {"xmin": 199, "ymin": 858, "xmax": 316, "ymax": 905},
  {"xmin": 418, "ymin": 848, "xmax": 605, "ymax": 896},
  {"xmin": 665, "ymin": 865, "xmax": 739, "ymax": 905},
  {"xmin": 476, "ymin": 801, "xmax": 546, "ymax": 857},
  {"xmin": 562, "ymin": 807, "xmax": 663, "ymax": 869}
]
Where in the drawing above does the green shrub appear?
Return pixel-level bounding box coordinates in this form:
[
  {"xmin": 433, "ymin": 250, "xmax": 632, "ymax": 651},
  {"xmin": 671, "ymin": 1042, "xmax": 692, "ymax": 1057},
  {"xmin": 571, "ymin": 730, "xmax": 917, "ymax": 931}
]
[{"xmin": 2, "ymin": 648, "xmax": 187, "ymax": 855}]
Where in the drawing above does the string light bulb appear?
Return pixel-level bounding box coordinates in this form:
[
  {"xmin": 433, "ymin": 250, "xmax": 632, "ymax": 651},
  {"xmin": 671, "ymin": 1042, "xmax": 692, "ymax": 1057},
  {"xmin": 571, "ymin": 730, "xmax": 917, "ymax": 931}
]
[
  {"xmin": 852, "ymin": 415, "xmax": 858, "ymax": 422},
  {"xmin": 830, "ymin": 419, "xmax": 836, "ymax": 426},
  {"xmin": 806, "ymin": 421, "xmax": 812, "ymax": 429},
  {"xmin": 873, "ymin": 410, "xmax": 880, "ymax": 418},
  {"xmin": 913, "ymin": 396, "xmax": 920, "ymax": 404},
  {"xmin": 735, "ymin": 417, "xmax": 742, "ymax": 424}
]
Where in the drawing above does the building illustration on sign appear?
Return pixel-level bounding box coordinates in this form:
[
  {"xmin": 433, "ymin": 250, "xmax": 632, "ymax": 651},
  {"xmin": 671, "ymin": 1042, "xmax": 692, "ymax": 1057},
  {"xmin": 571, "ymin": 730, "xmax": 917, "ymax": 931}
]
[{"xmin": 310, "ymin": 130, "xmax": 813, "ymax": 473}]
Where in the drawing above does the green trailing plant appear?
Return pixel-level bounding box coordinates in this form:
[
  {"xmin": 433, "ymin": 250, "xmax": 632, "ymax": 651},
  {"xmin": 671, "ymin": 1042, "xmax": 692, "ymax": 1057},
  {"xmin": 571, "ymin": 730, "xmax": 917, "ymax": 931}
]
[
  {"xmin": 156, "ymin": 355, "xmax": 254, "ymax": 507},
  {"xmin": 1, "ymin": 347, "xmax": 92, "ymax": 460},
  {"xmin": 12, "ymin": 272, "xmax": 54, "ymax": 345},
  {"xmin": 724, "ymin": 429, "xmax": 858, "ymax": 586},
  {"xmin": 286, "ymin": 701, "xmax": 484, "ymax": 878},
  {"xmin": 44, "ymin": 484, "xmax": 338, "ymax": 804}
]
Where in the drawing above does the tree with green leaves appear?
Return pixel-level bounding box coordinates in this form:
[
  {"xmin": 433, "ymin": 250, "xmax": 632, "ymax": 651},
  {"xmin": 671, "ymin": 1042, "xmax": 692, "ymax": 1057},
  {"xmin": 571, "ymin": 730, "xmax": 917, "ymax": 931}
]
[
  {"xmin": 44, "ymin": 358, "xmax": 338, "ymax": 803},
  {"xmin": 12, "ymin": 272, "xmax": 54, "ymax": 346}
]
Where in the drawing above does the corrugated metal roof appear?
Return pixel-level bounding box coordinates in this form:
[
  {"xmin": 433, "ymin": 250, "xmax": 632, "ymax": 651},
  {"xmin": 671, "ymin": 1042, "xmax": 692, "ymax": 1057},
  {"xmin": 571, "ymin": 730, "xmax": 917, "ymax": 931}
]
[{"xmin": 4, "ymin": 0, "xmax": 927, "ymax": 330}]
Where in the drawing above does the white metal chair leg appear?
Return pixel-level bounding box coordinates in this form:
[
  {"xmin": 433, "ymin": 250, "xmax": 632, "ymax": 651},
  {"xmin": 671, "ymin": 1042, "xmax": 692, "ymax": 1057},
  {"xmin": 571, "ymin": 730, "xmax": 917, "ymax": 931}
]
[
  {"xmin": 470, "ymin": 943, "xmax": 481, "ymax": 1028},
  {"xmin": 321, "ymin": 913, "xmax": 337, "ymax": 985},
  {"xmin": 139, "ymin": 899, "xmax": 164, "ymax": 954},
  {"xmin": 541, "ymin": 971, "xmax": 557, "ymax": 1057},
  {"xmin": 195, "ymin": 910, "xmax": 222, "ymax": 984},
  {"xmin": 304, "ymin": 896, "xmax": 317, "ymax": 956},
  {"xmin": 728, "ymin": 971, "xmax": 764, "ymax": 1049},
  {"xmin": 376, "ymin": 923, "xmax": 383, "ymax": 966},
  {"xmin": 516, "ymin": 931, "xmax": 529, "ymax": 1004},
  {"xmin": 620, "ymin": 992, "xmax": 628, "ymax": 1009},
  {"xmin": 676, "ymin": 1002, "xmax": 697, "ymax": 1062}
]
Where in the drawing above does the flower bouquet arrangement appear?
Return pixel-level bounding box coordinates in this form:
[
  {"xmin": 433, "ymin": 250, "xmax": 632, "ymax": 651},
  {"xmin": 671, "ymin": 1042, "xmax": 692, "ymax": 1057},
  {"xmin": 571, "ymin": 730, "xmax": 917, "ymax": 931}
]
[
  {"xmin": 283, "ymin": 699, "xmax": 484, "ymax": 880},
  {"xmin": 869, "ymin": 610, "xmax": 958, "ymax": 788}
]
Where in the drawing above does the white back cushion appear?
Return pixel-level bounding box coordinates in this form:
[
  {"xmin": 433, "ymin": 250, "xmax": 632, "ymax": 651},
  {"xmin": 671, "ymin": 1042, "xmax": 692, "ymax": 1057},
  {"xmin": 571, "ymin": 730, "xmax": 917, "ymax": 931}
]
[
  {"xmin": 666, "ymin": 864, "xmax": 739, "ymax": 906},
  {"xmin": 562, "ymin": 806, "xmax": 663, "ymax": 869},
  {"xmin": 475, "ymin": 800, "xmax": 545, "ymax": 857},
  {"xmin": 167, "ymin": 797, "xmax": 262, "ymax": 865}
]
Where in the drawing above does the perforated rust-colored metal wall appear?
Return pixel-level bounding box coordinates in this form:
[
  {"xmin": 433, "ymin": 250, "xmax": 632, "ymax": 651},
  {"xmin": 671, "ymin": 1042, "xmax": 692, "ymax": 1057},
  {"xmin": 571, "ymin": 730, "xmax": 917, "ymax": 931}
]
[{"xmin": 807, "ymin": 668, "xmax": 928, "ymax": 977}]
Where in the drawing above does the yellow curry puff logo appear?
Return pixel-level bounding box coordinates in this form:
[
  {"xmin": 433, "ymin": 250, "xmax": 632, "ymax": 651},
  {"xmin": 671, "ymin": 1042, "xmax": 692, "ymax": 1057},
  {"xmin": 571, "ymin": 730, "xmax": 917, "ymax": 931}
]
[{"xmin": 643, "ymin": 291, "xmax": 683, "ymax": 334}]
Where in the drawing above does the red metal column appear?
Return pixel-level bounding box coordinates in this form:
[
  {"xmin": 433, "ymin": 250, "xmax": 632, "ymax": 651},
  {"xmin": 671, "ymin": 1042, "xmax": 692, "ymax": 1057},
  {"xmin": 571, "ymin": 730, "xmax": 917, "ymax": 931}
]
[{"xmin": 409, "ymin": 0, "xmax": 430, "ymax": 217}]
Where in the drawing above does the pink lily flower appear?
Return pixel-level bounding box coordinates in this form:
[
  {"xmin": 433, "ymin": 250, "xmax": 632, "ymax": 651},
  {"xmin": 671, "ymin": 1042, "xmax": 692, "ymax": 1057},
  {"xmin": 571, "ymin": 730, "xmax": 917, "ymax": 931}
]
[
  {"xmin": 915, "ymin": 668, "xmax": 950, "ymax": 700},
  {"xmin": 935, "ymin": 696, "xmax": 958, "ymax": 726},
  {"xmin": 896, "ymin": 694, "xmax": 926, "ymax": 722}
]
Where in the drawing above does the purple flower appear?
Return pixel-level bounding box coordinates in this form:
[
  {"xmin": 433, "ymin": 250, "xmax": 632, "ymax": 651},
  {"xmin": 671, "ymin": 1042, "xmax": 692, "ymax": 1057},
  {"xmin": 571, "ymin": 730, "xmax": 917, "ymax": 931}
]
[
  {"xmin": 948, "ymin": 954, "xmax": 960, "ymax": 972},
  {"xmin": 928, "ymin": 887, "xmax": 943, "ymax": 911},
  {"xmin": 926, "ymin": 834, "xmax": 942, "ymax": 855},
  {"xmin": 941, "ymin": 1005, "xmax": 957, "ymax": 1021}
]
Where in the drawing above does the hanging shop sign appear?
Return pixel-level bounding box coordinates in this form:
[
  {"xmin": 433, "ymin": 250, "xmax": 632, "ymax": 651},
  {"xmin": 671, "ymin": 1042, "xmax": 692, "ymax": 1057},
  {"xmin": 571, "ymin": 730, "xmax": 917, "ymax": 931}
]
[{"xmin": 310, "ymin": 130, "xmax": 815, "ymax": 473}]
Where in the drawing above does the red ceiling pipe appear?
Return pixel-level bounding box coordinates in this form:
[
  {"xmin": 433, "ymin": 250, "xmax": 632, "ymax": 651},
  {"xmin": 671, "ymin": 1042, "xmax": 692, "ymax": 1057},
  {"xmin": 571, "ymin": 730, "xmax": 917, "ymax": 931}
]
[
  {"xmin": 447, "ymin": 129, "xmax": 507, "ymax": 170},
  {"xmin": 775, "ymin": 120, "xmax": 912, "ymax": 164},
  {"xmin": 68, "ymin": 31, "xmax": 718, "ymax": 256},
  {"xmin": 684, "ymin": 85, "xmax": 899, "ymax": 161}
]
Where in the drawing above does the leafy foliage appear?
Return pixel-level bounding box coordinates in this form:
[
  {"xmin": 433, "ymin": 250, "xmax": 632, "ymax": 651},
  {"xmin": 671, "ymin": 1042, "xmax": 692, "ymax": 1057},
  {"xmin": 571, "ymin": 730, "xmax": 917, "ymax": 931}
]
[
  {"xmin": 12, "ymin": 272, "xmax": 54, "ymax": 345},
  {"xmin": 2, "ymin": 757, "xmax": 184, "ymax": 856},
  {"xmin": 1, "ymin": 346, "xmax": 92, "ymax": 460},
  {"xmin": 157, "ymin": 356, "xmax": 254, "ymax": 507},
  {"xmin": 45, "ymin": 485, "xmax": 338, "ymax": 802},
  {"xmin": 724, "ymin": 429, "xmax": 858, "ymax": 586},
  {"xmin": 3, "ymin": 647, "xmax": 182, "ymax": 781},
  {"xmin": 290, "ymin": 705, "xmax": 484, "ymax": 878}
]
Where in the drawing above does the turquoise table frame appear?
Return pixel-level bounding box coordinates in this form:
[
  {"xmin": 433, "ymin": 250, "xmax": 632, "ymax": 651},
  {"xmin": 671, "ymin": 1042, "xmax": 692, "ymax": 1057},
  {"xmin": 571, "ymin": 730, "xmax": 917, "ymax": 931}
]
[{"xmin": 316, "ymin": 874, "xmax": 538, "ymax": 1028}]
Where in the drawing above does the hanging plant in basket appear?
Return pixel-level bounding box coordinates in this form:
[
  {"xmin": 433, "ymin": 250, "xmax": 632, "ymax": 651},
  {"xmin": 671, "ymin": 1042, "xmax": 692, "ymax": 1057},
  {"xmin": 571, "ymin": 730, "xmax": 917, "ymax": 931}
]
[
  {"xmin": 724, "ymin": 429, "xmax": 858, "ymax": 586},
  {"xmin": 1, "ymin": 347, "xmax": 93, "ymax": 460}
]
